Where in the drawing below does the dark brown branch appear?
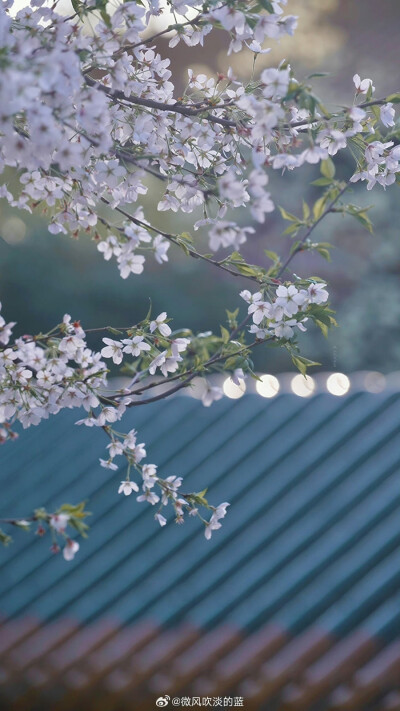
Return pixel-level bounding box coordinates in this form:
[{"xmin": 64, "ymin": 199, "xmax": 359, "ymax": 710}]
[{"xmin": 85, "ymin": 77, "xmax": 238, "ymax": 129}]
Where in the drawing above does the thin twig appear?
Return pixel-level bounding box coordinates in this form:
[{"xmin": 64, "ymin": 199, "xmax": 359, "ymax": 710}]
[
  {"xmin": 285, "ymin": 97, "xmax": 391, "ymax": 130},
  {"xmin": 277, "ymin": 182, "xmax": 350, "ymax": 277},
  {"xmin": 100, "ymin": 197, "xmax": 262, "ymax": 283}
]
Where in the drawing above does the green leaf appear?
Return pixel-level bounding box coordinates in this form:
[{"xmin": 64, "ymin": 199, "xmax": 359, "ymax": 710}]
[
  {"xmin": 320, "ymin": 157, "xmax": 336, "ymax": 179},
  {"xmin": 302, "ymin": 92, "xmax": 319, "ymax": 117},
  {"xmin": 371, "ymin": 105, "xmax": 381, "ymax": 122},
  {"xmin": 59, "ymin": 501, "xmax": 91, "ymax": 538},
  {"xmin": 386, "ymin": 93, "xmax": 400, "ymax": 103},
  {"xmin": 307, "ymin": 72, "xmax": 330, "ymax": 79},
  {"xmin": 311, "ymin": 177, "xmax": 334, "ymax": 187},
  {"xmin": 354, "ymin": 212, "xmax": 373, "ymax": 233},
  {"xmin": 259, "ymin": 0, "xmax": 275, "ymax": 12},
  {"xmin": 0, "ymin": 528, "xmax": 12, "ymax": 546},
  {"xmin": 290, "ymin": 240, "xmax": 302, "ymax": 256},
  {"xmin": 180, "ymin": 231, "xmax": 194, "ymax": 244},
  {"xmin": 345, "ymin": 205, "xmax": 374, "ymax": 233},
  {"xmin": 315, "ymin": 319, "xmax": 329, "ymax": 337},
  {"xmin": 176, "ymin": 238, "xmax": 190, "ymax": 256},
  {"xmin": 316, "ymin": 245, "xmax": 331, "ymax": 261},
  {"xmin": 278, "ymin": 206, "xmax": 299, "ymax": 222},
  {"xmin": 313, "ymin": 196, "xmax": 326, "ymax": 220},
  {"xmin": 224, "ymin": 355, "xmax": 242, "ymax": 370},
  {"xmin": 100, "ymin": 9, "xmax": 111, "ymax": 26},
  {"xmin": 228, "ymin": 251, "xmax": 243, "ymax": 262},
  {"xmin": 141, "ymin": 300, "xmax": 151, "ymax": 324},
  {"xmin": 34, "ymin": 507, "xmax": 49, "ymax": 521},
  {"xmin": 309, "ymin": 307, "xmax": 332, "ymax": 326},
  {"xmin": 291, "ymin": 355, "xmax": 320, "ymax": 376},
  {"xmin": 69, "ymin": 520, "xmax": 90, "ymax": 537},
  {"xmin": 302, "ymin": 201, "xmax": 310, "ymax": 220},
  {"xmin": 59, "ymin": 501, "xmax": 91, "ymax": 523},
  {"xmin": 347, "ymin": 135, "xmax": 367, "ymax": 164},
  {"xmin": 220, "ymin": 326, "xmax": 230, "ymax": 344},
  {"xmin": 188, "ymin": 488, "xmax": 209, "ymax": 507},
  {"xmin": 235, "ymin": 263, "xmax": 260, "ymax": 277},
  {"xmin": 282, "ymin": 223, "xmax": 301, "ymax": 236},
  {"xmin": 226, "ymin": 308, "xmax": 239, "ymax": 330},
  {"xmin": 317, "ymin": 103, "xmax": 332, "ymax": 119},
  {"xmin": 13, "ymin": 520, "xmax": 31, "ymax": 531},
  {"xmin": 226, "ymin": 307, "xmax": 239, "ymax": 319},
  {"xmin": 264, "ymin": 250, "xmax": 279, "ymax": 262}
]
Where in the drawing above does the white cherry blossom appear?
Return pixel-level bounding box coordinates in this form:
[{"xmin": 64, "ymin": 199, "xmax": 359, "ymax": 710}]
[
  {"xmin": 118, "ymin": 480, "xmax": 139, "ymax": 496},
  {"xmin": 353, "ymin": 74, "xmax": 375, "ymax": 94},
  {"xmin": 202, "ymin": 383, "xmax": 224, "ymax": 407},
  {"xmin": 150, "ymin": 313, "xmax": 172, "ymax": 337},
  {"xmin": 63, "ymin": 539, "xmax": 80, "ymax": 562},
  {"xmin": 50, "ymin": 513, "xmax": 70, "ymax": 533},
  {"xmin": 380, "ymin": 103, "xmax": 395, "ymax": 128},
  {"xmin": 122, "ymin": 336, "xmax": 151, "ymax": 357},
  {"xmin": 101, "ymin": 338, "xmax": 123, "ymax": 365}
]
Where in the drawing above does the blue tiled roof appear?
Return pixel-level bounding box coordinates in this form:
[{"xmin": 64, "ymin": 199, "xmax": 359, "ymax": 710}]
[{"xmin": 0, "ymin": 391, "xmax": 399, "ymax": 635}]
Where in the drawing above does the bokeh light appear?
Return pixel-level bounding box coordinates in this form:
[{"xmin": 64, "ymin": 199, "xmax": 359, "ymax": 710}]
[
  {"xmin": 326, "ymin": 372, "xmax": 350, "ymax": 396},
  {"xmin": 223, "ymin": 376, "xmax": 246, "ymax": 399},
  {"xmin": 364, "ymin": 371, "xmax": 386, "ymax": 393},
  {"xmin": 1, "ymin": 217, "xmax": 27, "ymax": 245},
  {"xmin": 291, "ymin": 374, "xmax": 315, "ymax": 397},
  {"xmin": 256, "ymin": 374, "xmax": 280, "ymax": 398}
]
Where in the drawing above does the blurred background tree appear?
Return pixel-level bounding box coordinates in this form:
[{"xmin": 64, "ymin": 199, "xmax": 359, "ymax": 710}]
[{"xmin": 1, "ymin": 0, "xmax": 400, "ymax": 373}]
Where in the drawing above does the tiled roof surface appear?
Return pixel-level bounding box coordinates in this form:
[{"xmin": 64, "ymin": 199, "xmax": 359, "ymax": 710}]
[{"xmin": 0, "ymin": 392, "xmax": 399, "ymax": 709}]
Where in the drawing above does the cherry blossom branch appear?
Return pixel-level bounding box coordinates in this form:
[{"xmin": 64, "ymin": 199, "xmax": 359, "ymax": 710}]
[
  {"xmin": 116, "ymin": 339, "xmax": 266, "ymax": 405},
  {"xmin": 114, "ymin": 147, "xmax": 217, "ymax": 199},
  {"xmin": 278, "ymin": 182, "xmax": 350, "ymax": 277},
  {"xmin": 86, "ymin": 72, "xmax": 394, "ymax": 135},
  {"xmin": 112, "ymin": 11, "xmax": 204, "ymax": 54},
  {"xmin": 286, "ymin": 97, "xmax": 393, "ymax": 130},
  {"xmin": 10, "ymin": 125, "xmax": 258, "ymax": 285},
  {"xmin": 84, "ymin": 77, "xmax": 239, "ymax": 129},
  {"xmin": 0, "ymin": 503, "xmax": 90, "ymax": 558},
  {"xmin": 61, "ymin": 117, "xmax": 219, "ymax": 200},
  {"xmin": 0, "ymin": 516, "xmax": 36, "ymax": 524},
  {"xmin": 3, "ymin": 0, "xmax": 400, "ymax": 550},
  {"xmin": 216, "ymin": 183, "xmax": 351, "ymax": 342},
  {"xmin": 100, "ymin": 198, "xmax": 263, "ymax": 283}
]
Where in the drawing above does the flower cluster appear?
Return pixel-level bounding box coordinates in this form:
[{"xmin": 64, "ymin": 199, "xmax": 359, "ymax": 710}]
[
  {"xmin": 1, "ymin": 0, "xmax": 397, "ymax": 278},
  {"xmin": 49, "ymin": 513, "xmax": 81, "ymax": 561},
  {"xmin": 0, "ymin": 0, "xmax": 298, "ymax": 275},
  {"xmin": 351, "ymin": 141, "xmax": 400, "ymax": 190},
  {"xmin": 0, "ymin": 309, "xmax": 107, "ymax": 434},
  {"xmin": 103, "ymin": 427, "xmax": 229, "ymax": 539},
  {"xmin": 241, "ymin": 282, "xmax": 329, "ymax": 340},
  {"xmin": 1, "ymin": 0, "xmax": 400, "ymax": 554},
  {"xmin": 0, "ymin": 300, "xmax": 237, "ymax": 547},
  {"xmin": 0, "ymin": 501, "xmax": 91, "ymax": 560}
]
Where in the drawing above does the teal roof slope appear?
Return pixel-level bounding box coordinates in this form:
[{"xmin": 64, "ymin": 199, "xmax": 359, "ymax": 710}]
[
  {"xmin": 0, "ymin": 392, "xmax": 400, "ymax": 709},
  {"xmin": 0, "ymin": 392, "xmax": 399, "ymax": 631}
]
